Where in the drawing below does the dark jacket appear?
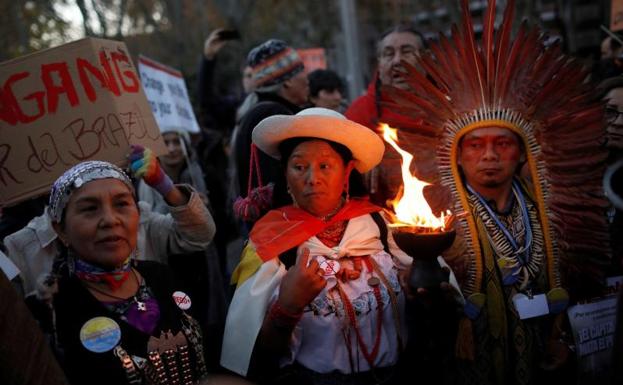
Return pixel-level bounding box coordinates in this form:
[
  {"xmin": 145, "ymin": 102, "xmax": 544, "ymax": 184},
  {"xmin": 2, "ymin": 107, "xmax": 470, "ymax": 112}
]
[
  {"xmin": 233, "ymin": 92, "xmax": 300, "ymax": 200},
  {"xmin": 0, "ymin": 267, "xmax": 69, "ymax": 385},
  {"xmin": 53, "ymin": 261, "xmax": 205, "ymax": 385},
  {"xmin": 197, "ymin": 56, "xmax": 242, "ymax": 134}
]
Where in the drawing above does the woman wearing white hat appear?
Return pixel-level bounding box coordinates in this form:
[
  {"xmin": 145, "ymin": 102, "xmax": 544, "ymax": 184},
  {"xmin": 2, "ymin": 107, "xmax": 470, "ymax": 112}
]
[{"xmin": 221, "ymin": 108, "xmax": 420, "ymax": 384}]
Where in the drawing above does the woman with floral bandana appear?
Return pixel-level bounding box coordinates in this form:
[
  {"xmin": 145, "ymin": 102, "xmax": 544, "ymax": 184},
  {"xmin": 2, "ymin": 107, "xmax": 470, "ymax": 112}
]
[{"xmin": 41, "ymin": 155, "xmax": 215, "ymax": 385}]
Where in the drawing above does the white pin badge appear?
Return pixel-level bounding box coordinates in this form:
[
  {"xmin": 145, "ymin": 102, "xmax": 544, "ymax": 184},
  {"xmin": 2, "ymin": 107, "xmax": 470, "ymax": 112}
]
[
  {"xmin": 80, "ymin": 317, "xmax": 121, "ymax": 353},
  {"xmin": 172, "ymin": 291, "xmax": 192, "ymax": 310},
  {"xmin": 318, "ymin": 258, "xmax": 341, "ymax": 277}
]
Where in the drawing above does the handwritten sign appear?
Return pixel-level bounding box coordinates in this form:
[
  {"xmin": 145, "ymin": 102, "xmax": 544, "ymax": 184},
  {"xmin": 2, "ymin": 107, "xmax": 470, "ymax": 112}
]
[
  {"xmin": 297, "ymin": 48, "xmax": 327, "ymax": 74},
  {"xmin": 0, "ymin": 37, "xmax": 165, "ymax": 206},
  {"xmin": 612, "ymin": 0, "xmax": 623, "ymax": 32},
  {"xmin": 568, "ymin": 297, "xmax": 618, "ymax": 382},
  {"xmin": 138, "ymin": 56, "xmax": 200, "ymax": 134}
]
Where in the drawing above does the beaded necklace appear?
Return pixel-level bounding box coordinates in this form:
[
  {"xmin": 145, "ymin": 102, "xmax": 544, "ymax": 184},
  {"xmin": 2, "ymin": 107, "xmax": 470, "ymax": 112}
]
[{"xmin": 334, "ymin": 255, "xmax": 402, "ymax": 370}]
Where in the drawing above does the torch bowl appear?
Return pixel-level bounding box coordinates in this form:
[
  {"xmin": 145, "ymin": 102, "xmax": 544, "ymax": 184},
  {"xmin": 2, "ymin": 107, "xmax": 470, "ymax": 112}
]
[
  {"xmin": 392, "ymin": 228, "xmax": 456, "ymax": 259},
  {"xmin": 392, "ymin": 228, "xmax": 456, "ymax": 290}
]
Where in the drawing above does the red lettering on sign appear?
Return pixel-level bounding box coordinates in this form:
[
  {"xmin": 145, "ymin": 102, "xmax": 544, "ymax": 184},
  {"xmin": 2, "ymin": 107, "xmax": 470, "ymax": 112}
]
[
  {"xmin": 2, "ymin": 72, "xmax": 46, "ymax": 124},
  {"xmin": 77, "ymin": 58, "xmax": 112, "ymax": 102},
  {"xmin": 27, "ymin": 135, "xmax": 50, "ymax": 173},
  {"xmin": 38, "ymin": 132, "xmax": 70, "ymax": 168},
  {"xmin": 106, "ymin": 113, "xmax": 131, "ymax": 147},
  {"xmin": 25, "ymin": 132, "xmax": 71, "ymax": 174},
  {"xmin": 1, "ymin": 51, "xmax": 142, "ymax": 127},
  {"xmin": 0, "ymin": 86, "xmax": 18, "ymax": 125},
  {"xmin": 41, "ymin": 62, "xmax": 79, "ymax": 114},
  {"xmin": 112, "ymin": 50, "xmax": 139, "ymax": 93},
  {"xmin": 63, "ymin": 118, "xmax": 102, "ymax": 160},
  {"xmin": 98, "ymin": 51, "xmax": 121, "ymax": 97},
  {"xmin": 121, "ymin": 107, "xmax": 159, "ymax": 141}
]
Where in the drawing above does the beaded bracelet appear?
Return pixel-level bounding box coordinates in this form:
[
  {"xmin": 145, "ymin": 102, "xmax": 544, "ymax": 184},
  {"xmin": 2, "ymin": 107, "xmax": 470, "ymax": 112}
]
[{"xmin": 268, "ymin": 301, "xmax": 303, "ymax": 329}]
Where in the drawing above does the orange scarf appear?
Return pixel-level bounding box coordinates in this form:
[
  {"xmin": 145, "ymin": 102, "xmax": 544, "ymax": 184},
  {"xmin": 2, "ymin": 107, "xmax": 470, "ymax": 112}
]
[{"xmin": 250, "ymin": 198, "xmax": 382, "ymax": 262}]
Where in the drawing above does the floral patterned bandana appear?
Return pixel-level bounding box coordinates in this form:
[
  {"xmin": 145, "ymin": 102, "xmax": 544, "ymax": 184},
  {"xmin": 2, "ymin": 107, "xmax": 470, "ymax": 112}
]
[
  {"xmin": 48, "ymin": 161, "xmax": 134, "ymax": 223},
  {"xmin": 71, "ymin": 256, "xmax": 132, "ymax": 291}
]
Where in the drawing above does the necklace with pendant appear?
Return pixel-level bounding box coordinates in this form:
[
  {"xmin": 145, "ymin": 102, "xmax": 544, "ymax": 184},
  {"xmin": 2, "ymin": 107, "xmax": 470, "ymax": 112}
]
[
  {"xmin": 84, "ymin": 268, "xmax": 147, "ymax": 312},
  {"xmin": 318, "ymin": 197, "xmax": 346, "ymax": 222}
]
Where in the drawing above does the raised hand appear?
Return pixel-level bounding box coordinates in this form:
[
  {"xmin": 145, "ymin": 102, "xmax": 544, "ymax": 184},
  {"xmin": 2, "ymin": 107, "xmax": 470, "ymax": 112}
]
[
  {"xmin": 277, "ymin": 248, "xmax": 327, "ymax": 314},
  {"xmin": 128, "ymin": 144, "xmax": 174, "ymax": 197},
  {"xmin": 203, "ymin": 28, "xmax": 227, "ymax": 60}
]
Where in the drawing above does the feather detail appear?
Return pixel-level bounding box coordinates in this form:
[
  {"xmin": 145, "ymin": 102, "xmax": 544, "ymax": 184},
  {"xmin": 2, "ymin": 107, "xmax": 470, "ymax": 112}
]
[
  {"xmin": 482, "ymin": 0, "xmax": 496, "ymax": 104},
  {"xmin": 400, "ymin": 60, "xmax": 453, "ymax": 113},
  {"xmin": 497, "ymin": 22, "xmax": 528, "ymax": 105},
  {"xmin": 493, "ymin": 0, "xmax": 516, "ymax": 107},
  {"xmin": 460, "ymin": 0, "xmax": 486, "ymax": 108}
]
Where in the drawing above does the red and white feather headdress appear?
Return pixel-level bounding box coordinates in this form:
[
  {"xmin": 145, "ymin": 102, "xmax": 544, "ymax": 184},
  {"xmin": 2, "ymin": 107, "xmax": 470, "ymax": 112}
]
[{"xmin": 382, "ymin": 0, "xmax": 610, "ymax": 301}]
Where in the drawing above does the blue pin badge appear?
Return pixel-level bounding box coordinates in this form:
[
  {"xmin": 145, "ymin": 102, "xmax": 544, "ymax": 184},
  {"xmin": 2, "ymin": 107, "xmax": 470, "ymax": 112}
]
[{"xmin": 80, "ymin": 317, "xmax": 121, "ymax": 353}]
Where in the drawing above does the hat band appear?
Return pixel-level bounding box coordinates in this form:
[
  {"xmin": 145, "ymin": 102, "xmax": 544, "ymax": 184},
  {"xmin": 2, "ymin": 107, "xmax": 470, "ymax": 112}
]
[{"xmin": 456, "ymin": 119, "xmax": 522, "ymax": 139}]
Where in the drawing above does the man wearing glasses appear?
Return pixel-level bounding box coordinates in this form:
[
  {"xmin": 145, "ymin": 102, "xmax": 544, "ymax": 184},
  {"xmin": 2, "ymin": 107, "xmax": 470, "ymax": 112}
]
[
  {"xmin": 345, "ymin": 25, "xmax": 431, "ymax": 205},
  {"xmin": 346, "ymin": 24, "xmax": 425, "ymax": 129}
]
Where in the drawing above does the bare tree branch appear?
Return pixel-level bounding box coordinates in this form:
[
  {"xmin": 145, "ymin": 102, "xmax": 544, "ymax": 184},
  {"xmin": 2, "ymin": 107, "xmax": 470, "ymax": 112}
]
[
  {"xmin": 90, "ymin": 0, "xmax": 109, "ymax": 37},
  {"xmin": 116, "ymin": 0, "xmax": 129, "ymax": 38},
  {"xmin": 75, "ymin": 0, "xmax": 94, "ymax": 36}
]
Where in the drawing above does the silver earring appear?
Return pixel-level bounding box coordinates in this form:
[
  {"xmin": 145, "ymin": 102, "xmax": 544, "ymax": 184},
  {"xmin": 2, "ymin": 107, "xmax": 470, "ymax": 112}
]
[
  {"xmin": 131, "ymin": 245, "xmax": 140, "ymax": 261},
  {"xmin": 287, "ymin": 186, "xmax": 298, "ymax": 207}
]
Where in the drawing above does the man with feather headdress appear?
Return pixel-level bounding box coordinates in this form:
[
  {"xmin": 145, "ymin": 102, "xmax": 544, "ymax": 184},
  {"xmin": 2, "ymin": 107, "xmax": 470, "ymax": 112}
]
[{"xmin": 382, "ymin": 0, "xmax": 611, "ymax": 384}]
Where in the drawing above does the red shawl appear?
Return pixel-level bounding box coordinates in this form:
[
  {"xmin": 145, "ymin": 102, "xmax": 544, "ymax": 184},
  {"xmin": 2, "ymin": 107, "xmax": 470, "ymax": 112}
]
[{"xmin": 250, "ymin": 198, "xmax": 382, "ymax": 262}]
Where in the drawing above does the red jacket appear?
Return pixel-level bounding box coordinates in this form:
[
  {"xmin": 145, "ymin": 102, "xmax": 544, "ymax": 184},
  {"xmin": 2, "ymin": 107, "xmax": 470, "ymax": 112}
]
[
  {"xmin": 345, "ymin": 75, "xmax": 423, "ymax": 131},
  {"xmin": 345, "ymin": 76, "xmax": 438, "ymax": 207}
]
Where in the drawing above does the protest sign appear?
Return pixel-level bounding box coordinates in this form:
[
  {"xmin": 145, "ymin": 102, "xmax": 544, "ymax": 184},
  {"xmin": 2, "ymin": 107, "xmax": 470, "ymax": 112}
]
[
  {"xmin": 0, "ymin": 37, "xmax": 165, "ymax": 206},
  {"xmin": 138, "ymin": 56, "xmax": 200, "ymax": 134},
  {"xmin": 297, "ymin": 48, "xmax": 327, "ymax": 74},
  {"xmin": 568, "ymin": 298, "xmax": 618, "ymax": 383}
]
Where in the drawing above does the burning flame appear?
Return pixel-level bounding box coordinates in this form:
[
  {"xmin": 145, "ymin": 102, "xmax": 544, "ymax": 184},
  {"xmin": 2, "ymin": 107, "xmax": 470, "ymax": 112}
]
[{"xmin": 380, "ymin": 123, "xmax": 449, "ymax": 230}]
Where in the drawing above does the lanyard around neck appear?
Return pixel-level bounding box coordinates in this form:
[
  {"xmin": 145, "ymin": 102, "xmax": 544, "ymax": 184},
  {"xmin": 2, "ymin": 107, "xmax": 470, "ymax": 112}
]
[{"xmin": 466, "ymin": 180, "xmax": 533, "ymax": 266}]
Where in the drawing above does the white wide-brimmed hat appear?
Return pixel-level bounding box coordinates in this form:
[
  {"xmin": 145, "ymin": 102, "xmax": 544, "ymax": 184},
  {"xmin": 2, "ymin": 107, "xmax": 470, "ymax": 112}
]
[{"xmin": 252, "ymin": 107, "xmax": 385, "ymax": 173}]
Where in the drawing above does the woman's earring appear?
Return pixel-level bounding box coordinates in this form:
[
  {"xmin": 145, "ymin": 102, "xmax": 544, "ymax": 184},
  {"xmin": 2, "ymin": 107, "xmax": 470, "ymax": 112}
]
[
  {"xmin": 344, "ymin": 179, "xmax": 350, "ymax": 202},
  {"xmin": 287, "ymin": 186, "xmax": 298, "ymax": 207}
]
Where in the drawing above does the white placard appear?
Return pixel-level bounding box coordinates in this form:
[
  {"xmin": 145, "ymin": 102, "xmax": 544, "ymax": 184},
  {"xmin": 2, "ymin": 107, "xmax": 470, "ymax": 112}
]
[
  {"xmin": 567, "ymin": 297, "xmax": 618, "ymax": 382},
  {"xmin": 138, "ymin": 55, "xmax": 200, "ymax": 134}
]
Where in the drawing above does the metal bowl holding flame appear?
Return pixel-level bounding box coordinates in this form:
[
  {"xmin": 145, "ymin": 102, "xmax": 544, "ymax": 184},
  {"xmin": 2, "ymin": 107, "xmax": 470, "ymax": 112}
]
[
  {"xmin": 380, "ymin": 123, "xmax": 455, "ymax": 290},
  {"xmin": 392, "ymin": 226, "xmax": 455, "ymax": 290}
]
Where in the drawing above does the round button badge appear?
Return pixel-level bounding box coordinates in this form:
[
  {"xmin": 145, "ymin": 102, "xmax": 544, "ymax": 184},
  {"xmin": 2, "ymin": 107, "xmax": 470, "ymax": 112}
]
[
  {"xmin": 80, "ymin": 317, "xmax": 121, "ymax": 353},
  {"xmin": 172, "ymin": 291, "xmax": 192, "ymax": 310},
  {"xmin": 318, "ymin": 259, "xmax": 341, "ymax": 276}
]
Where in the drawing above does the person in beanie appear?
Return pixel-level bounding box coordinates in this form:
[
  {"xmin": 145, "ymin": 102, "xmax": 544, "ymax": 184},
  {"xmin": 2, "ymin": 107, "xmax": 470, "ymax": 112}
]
[{"xmin": 231, "ymin": 39, "xmax": 309, "ymax": 223}]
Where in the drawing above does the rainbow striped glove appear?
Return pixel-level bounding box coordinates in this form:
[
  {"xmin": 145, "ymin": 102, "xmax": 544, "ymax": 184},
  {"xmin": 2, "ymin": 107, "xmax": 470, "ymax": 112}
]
[{"xmin": 129, "ymin": 145, "xmax": 174, "ymax": 196}]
